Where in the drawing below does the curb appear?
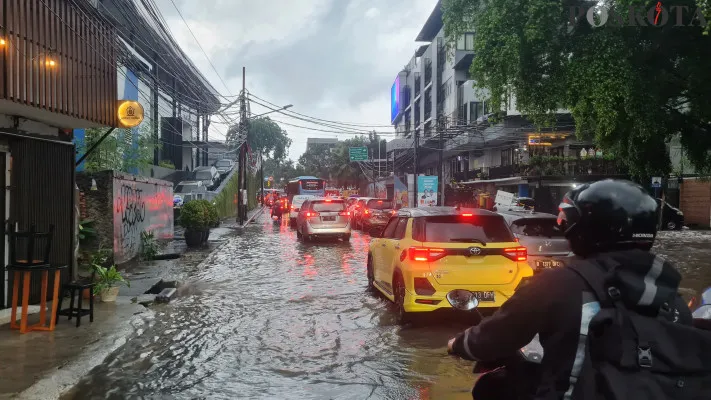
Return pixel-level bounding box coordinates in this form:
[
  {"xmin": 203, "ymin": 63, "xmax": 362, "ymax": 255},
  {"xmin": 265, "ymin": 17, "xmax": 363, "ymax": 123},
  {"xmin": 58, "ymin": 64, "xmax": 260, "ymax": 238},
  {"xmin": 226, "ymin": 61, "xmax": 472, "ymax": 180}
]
[{"xmin": 237, "ymin": 206, "xmax": 265, "ymax": 229}]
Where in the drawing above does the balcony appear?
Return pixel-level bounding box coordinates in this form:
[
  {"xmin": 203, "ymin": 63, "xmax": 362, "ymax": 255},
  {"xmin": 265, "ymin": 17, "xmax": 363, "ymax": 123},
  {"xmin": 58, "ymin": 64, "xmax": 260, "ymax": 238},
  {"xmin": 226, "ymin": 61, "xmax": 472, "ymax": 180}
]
[
  {"xmin": 424, "ymin": 58, "xmax": 432, "ymax": 86},
  {"xmin": 487, "ymin": 157, "xmax": 629, "ymax": 180},
  {"xmin": 453, "ymin": 168, "xmax": 484, "ymax": 182}
]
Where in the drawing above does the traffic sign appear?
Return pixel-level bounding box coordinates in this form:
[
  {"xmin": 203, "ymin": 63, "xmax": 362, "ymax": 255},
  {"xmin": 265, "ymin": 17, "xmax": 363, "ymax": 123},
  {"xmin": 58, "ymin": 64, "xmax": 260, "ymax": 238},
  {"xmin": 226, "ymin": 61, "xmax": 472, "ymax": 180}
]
[
  {"xmin": 651, "ymin": 177, "xmax": 662, "ymax": 188},
  {"xmin": 349, "ymin": 147, "xmax": 368, "ymax": 162}
]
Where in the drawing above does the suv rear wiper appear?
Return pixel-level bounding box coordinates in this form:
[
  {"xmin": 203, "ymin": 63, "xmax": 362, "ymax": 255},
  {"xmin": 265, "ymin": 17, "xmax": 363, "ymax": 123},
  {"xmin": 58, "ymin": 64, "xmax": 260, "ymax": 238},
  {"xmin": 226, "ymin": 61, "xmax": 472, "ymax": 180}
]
[{"xmin": 449, "ymin": 238, "xmax": 487, "ymax": 246}]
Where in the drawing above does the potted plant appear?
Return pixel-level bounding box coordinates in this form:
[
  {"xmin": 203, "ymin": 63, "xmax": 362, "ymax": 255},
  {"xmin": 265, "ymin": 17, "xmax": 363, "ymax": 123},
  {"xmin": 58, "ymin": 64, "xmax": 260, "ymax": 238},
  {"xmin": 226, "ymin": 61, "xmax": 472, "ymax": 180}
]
[
  {"xmin": 193, "ymin": 200, "xmax": 219, "ymax": 243},
  {"xmin": 93, "ymin": 265, "xmax": 130, "ymax": 302},
  {"xmin": 179, "ymin": 200, "xmax": 210, "ymax": 247}
]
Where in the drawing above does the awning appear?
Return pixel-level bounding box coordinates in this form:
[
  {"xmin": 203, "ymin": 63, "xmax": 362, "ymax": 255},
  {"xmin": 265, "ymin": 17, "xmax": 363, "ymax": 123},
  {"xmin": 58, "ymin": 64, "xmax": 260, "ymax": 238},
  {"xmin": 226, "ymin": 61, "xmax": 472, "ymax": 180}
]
[{"xmin": 460, "ymin": 176, "xmax": 526, "ymax": 185}]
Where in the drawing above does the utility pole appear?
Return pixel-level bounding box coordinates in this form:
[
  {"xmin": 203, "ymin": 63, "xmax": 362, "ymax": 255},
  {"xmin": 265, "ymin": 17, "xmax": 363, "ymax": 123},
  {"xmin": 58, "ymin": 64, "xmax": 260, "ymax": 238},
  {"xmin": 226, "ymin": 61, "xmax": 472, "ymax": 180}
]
[
  {"xmin": 259, "ymin": 150, "xmax": 264, "ymax": 205},
  {"xmin": 438, "ymin": 116, "xmax": 445, "ymax": 206},
  {"xmin": 236, "ymin": 67, "xmax": 248, "ymax": 224},
  {"xmin": 413, "ymin": 129, "xmax": 419, "ymax": 207}
]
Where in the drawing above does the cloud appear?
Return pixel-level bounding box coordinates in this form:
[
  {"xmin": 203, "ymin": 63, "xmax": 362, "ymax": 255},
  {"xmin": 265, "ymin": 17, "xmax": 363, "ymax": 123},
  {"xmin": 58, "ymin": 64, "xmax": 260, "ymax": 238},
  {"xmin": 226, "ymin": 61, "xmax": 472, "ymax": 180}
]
[{"xmin": 155, "ymin": 0, "xmax": 439, "ymax": 160}]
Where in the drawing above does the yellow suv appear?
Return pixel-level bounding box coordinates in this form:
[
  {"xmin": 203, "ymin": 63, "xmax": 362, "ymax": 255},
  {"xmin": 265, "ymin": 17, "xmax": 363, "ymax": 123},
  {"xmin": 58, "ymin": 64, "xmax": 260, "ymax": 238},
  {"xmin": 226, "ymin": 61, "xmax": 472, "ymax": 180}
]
[{"xmin": 367, "ymin": 207, "xmax": 533, "ymax": 320}]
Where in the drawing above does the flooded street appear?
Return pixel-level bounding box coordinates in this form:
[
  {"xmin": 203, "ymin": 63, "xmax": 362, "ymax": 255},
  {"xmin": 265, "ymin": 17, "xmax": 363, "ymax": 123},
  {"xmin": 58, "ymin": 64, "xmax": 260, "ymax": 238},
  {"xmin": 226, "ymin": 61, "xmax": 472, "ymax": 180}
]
[{"xmin": 65, "ymin": 218, "xmax": 711, "ymax": 400}]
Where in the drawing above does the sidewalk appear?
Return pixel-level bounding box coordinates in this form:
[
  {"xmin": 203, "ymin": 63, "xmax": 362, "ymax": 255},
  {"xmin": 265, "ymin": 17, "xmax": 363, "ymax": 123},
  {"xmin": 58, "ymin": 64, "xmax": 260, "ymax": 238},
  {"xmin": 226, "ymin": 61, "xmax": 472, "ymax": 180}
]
[
  {"xmin": 0, "ymin": 299, "xmax": 152, "ymax": 399},
  {"xmin": 0, "ymin": 217, "xmax": 248, "ymax": 399}
]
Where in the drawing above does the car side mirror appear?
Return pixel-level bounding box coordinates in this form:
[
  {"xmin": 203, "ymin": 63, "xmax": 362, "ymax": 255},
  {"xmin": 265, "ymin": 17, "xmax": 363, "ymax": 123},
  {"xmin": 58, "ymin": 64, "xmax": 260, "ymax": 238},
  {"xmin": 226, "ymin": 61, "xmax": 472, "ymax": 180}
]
[{"xmin": 369, "ymin": 227, "xmax": 383, "ymax": 238}]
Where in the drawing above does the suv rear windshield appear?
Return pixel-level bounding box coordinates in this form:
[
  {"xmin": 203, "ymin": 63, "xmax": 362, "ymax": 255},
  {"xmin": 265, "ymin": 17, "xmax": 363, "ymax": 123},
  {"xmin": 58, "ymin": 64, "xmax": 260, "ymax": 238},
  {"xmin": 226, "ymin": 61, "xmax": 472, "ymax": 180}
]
[
  {"xmin": 311, "ymin": 201, "xmax": 345, "ymax": 212},
  {"xmin": 196, "ymin": 172, "xmax": 213, "ymax": 180},
  {"xmin": 510, "ymin": 218, "xmax": 564, "ymax": 238},
  {"xmin": 415, "ymin": 215, "xmax": 514, "ymax": 243},
  {"xmin": 367, "ymin": 199, "xmax": 393, "ymax": 209},
  {"xmin": 215, "ymin": 160, "xmax": 232, "ymax": 167},
  {"xmin": 175, "ymin": 184, "xmax": 199, "ymax": 193}
]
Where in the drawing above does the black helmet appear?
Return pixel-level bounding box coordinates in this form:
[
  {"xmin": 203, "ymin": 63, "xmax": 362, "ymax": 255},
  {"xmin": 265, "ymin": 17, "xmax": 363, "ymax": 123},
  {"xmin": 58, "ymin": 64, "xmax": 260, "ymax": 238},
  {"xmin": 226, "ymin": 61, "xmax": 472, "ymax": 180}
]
[{"xmin": 557, "ymin": 179, "xmax": 659, "ymax": 256}]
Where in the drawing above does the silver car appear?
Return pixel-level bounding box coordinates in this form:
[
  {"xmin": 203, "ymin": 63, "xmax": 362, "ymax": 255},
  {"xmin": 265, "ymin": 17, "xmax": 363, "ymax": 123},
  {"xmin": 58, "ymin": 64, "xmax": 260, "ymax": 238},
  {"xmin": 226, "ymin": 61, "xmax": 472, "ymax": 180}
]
[
  {"xmin": 296, "ymin": 198, "xmax": 351, "ymax": 241},
  {"xmin": 498, "ymin": 210, "xmax": 574, "ymax": 273},
  {"xmin": 289, "ymin": 195, "xmax": 316, "ymax": 228}
]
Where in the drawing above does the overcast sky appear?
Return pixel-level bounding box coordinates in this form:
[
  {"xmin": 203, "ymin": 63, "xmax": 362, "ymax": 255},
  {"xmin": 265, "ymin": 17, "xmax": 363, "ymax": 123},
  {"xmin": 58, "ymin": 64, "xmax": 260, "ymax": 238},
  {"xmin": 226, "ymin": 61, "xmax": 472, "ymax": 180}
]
[{"xmin": 154, "ymin": 0, "xmax": 439, "ymax": 161}]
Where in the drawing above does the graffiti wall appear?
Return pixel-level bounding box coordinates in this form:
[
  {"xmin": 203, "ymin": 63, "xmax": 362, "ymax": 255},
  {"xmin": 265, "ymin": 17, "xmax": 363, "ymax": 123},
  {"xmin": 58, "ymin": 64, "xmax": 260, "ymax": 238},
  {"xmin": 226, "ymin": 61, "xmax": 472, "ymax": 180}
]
[{"xmin": 112, "ymin": 173, "xmax": 173, "ymax": 264}]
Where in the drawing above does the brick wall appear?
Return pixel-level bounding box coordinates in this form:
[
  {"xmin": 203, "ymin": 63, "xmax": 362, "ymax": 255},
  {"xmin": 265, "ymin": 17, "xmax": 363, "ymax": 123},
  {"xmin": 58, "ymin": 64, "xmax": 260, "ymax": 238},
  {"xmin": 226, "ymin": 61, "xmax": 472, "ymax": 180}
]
[
  {"xmin": 679, "ymin": 179, "xmax": 711, "ymax": 228},
  {"xmin": 76, "ymin": 170, "xmax": 115, "ymax": 255}
]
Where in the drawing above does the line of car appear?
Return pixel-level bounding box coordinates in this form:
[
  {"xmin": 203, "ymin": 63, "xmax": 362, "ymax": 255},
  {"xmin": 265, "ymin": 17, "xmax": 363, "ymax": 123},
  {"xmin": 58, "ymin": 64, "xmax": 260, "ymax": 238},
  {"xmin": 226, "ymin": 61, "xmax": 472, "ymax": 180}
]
[{"xmin": 174, "ymin": 159, "xmax": 235, "ymax": 207}]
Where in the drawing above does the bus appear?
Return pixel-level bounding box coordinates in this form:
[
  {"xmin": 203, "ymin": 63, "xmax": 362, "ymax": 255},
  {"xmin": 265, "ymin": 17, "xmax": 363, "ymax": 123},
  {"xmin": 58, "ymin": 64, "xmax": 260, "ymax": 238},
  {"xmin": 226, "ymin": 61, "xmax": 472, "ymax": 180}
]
[{"xmin": 286, "ymin": 176, "xmax": 326, "ymax": 201}]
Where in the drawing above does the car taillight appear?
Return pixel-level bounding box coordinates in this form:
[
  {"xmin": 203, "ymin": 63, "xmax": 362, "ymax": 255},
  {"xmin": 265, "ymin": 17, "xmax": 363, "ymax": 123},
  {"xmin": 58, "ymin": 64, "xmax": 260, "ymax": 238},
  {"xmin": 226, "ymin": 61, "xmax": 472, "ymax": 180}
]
[
  {"xmin": 409, "ymin": 247, "xmax": 447, "ymax": 262},
  {"xmin": 461, "ymin": 213, "xmax": 473, "ymax": 217},
  {"xmin": 504, "ymin": 247, "xmax": 527, "ymax": 262},
  {"xmin": 339, "ymin": 211, "xmax": 350, "ymax": 216},
  {"xmin": 290, "ymin": 206, "xmax": 295, "ymax": 211},
  {"xmin": 364, "ymin": 209, "xmax": 370, "ymax": 215},
  {"xmin": 305, "ymin": 212, "xmax": 320, "ymax": 218}
]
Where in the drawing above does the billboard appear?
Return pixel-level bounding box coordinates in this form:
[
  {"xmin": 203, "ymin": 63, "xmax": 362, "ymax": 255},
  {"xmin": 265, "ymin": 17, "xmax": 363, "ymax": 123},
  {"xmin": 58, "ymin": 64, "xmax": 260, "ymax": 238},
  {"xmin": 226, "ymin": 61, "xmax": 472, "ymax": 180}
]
[
  {"xmin": 390, "ymin": 76, "xmax": 400, "ymax": 124},
  {"xmin": 417, "ymin": 175, "xmax": 438, "ymax": 207}
]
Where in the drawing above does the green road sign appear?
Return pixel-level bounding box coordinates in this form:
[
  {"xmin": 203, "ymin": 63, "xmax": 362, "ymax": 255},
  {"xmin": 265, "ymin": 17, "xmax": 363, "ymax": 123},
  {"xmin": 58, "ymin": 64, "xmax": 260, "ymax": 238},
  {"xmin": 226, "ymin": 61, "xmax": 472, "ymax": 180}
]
[{"xmin": 349, "ymin": 147, "xmax": 368, "ymax": 161}]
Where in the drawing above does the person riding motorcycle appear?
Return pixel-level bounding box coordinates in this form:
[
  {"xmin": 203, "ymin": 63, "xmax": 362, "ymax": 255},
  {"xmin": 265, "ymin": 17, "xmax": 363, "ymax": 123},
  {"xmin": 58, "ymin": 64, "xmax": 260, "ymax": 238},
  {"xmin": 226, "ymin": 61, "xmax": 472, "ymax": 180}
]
[
  {"xmin": 271, "ymin": 194, "xmax": 285, "ymax": 220},
  {"xmin": 446, "ymin": 179, "xmax": 693, "ymax": 399}
]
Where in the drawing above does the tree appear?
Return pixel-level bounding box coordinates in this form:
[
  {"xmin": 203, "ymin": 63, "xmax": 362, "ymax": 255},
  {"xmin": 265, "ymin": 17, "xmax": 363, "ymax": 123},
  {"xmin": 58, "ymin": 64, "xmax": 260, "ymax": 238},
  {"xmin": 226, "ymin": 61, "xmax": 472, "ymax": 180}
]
[
  {"xmin": 262, "ymin": 158, "xmax": 305, "ymax": 184},
  {"xmin": 442, "ymin": 0, "xmax": 711, "ymax": 179},
  {"xmin": 80, "ymin": 123, "xmax": 159, "ymax": 173},
  {"xmin": 297, "ymin": 136, "xmax": 370, "ymax": 187},
  {"xmin": 227, "ymin": 117, "xmax": 292, "ymax": 164}
]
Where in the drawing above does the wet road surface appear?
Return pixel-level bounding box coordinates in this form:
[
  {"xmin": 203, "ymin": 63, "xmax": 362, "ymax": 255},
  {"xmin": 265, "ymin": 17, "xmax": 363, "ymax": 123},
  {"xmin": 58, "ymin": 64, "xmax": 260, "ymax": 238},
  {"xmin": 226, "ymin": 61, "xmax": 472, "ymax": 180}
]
[{"xmin": 65, "ymin": 218, "xmax": 711, "ymax": 400}]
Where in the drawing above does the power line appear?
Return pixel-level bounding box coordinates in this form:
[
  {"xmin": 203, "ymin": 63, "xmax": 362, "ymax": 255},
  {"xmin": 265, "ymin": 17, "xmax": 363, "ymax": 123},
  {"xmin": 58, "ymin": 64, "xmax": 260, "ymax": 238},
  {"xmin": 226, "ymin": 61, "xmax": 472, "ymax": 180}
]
[{"xmin": 165, "ymin": 0, "xmax": 234, "ymax": 96}]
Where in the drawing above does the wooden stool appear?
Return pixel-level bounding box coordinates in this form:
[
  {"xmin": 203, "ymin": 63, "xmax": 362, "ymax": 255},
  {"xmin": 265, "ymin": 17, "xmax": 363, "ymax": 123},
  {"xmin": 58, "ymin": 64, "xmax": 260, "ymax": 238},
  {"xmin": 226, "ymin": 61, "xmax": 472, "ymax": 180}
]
[
  {"xmin": 56, "ymin": 279, "xmax": 95, "ymax": 327},
  {"xmin": 8, "ymin": 264, "xmax": 67, "ymax": 333}
]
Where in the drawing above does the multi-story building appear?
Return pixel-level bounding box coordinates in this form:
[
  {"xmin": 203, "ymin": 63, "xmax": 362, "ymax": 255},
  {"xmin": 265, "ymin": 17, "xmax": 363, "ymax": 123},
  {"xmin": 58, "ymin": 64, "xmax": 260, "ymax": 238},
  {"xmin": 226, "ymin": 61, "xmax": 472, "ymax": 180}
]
[
  {"xmin": 389, "ymin": 0, "xmax": 627, "ymax": 212},
  {"xmin": 306, "ymin": 137, "xmax": 339, "ymax": 152}
]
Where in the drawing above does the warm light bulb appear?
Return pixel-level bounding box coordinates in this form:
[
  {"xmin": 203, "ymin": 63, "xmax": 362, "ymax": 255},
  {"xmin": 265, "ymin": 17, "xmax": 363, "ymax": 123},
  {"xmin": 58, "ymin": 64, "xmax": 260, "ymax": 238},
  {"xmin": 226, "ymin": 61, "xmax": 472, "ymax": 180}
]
[
  {"xmin": 48, "ymin": 59, "xmax": 56, "ymax": 67},
  {"xmin": 0, "ymin": 39, "xmax": 6, "ymax": 45}
]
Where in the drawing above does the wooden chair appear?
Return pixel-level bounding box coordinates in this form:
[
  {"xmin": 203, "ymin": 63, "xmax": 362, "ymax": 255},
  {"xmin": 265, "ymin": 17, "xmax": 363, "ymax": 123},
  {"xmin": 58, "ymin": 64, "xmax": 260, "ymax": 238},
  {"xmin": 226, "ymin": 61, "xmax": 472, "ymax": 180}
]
[{"xmin": 8, "ymin": 223, "xmax": 54, "ymax": 267}]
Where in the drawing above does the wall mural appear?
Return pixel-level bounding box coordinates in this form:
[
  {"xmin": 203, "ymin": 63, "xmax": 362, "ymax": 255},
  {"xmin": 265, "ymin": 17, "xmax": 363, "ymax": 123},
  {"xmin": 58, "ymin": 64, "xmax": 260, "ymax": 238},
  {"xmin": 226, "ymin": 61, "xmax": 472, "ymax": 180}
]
[{"xmin": 113, "ymin": 176, "xmax": 173, "ymax": 264}]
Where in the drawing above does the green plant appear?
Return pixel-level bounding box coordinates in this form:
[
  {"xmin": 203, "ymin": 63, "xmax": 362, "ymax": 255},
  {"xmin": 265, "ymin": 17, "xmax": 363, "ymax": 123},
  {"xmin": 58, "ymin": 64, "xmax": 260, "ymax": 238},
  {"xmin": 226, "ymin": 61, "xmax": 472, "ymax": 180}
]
[
  {"xmin": 158, "ymin": 160, "xmax": 175, "ymax": 169},
  {"xmin": 93, "ymin": 265, "xmax": 130, "ymax": 294},
  {"xmin": 140, "ymin": 230, "xmax": 159, "ymax": 261},
  {"xmin": 78, "ymin": 219, "xmax": 97, "ymax": 245},
  {"xmin": 179, "ymin": 200, "xmax": 218, "ymax": 230}
]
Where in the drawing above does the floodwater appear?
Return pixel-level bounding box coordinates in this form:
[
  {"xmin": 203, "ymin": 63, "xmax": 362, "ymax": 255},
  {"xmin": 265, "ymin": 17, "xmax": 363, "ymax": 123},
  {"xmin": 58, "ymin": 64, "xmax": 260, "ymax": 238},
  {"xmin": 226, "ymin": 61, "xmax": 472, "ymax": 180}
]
[{"xmin": 65, "ymin": 218, "xmax": 711, "ymax": 400}]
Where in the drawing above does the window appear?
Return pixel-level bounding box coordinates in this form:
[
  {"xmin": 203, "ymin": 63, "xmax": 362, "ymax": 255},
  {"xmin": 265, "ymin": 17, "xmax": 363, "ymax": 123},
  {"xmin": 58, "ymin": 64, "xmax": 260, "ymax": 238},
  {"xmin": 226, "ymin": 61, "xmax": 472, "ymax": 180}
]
[
  {"xmin": 215, "ymin": 160, "xmax": 232, "ymax": 167},
  {"xmin": 367, "ymin": 199, "xmax": 393, "ymax": 209},
  {"xmin": 311, "ymin": 201, "xmax": 345, "ymax": 212},
  {"xmin": 196, "ymin": 171, "xmax": 213, "ymax": 180},
  {"xmin": 510, "ymin": 218, "xmax": 564, "ymax": 238},
  {"xmin": 394, "ymin": 217, "xmax": 409, "ymax": 239},
  {"xmin": 470, "ymin": 101, "xmax": 484, "ymax": 122},
  {"xmin": 175, "ymin": 184, "xmax": 198, "ymax": 193},
  {"xmin": 501, "ymin": 148, "xmax": 515, "ymax": 166},
  {"xmin": 417, "ymin": 215, "xmax": 514, "ymax": 243},
  {"xmin": 382, "ymin": 217, "xmax": 399, "ymax": 238},
  {"xmin": 457, "ymin": 33, "xmax": 475, "ymax": 51}
]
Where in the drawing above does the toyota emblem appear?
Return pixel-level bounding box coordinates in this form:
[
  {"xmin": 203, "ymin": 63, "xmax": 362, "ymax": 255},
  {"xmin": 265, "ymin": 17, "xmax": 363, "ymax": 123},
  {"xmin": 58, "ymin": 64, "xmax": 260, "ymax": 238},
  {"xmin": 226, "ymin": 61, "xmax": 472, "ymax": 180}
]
[{"xmin": 468, "ymin": 247, "xmax": 482, "ymax": 256}]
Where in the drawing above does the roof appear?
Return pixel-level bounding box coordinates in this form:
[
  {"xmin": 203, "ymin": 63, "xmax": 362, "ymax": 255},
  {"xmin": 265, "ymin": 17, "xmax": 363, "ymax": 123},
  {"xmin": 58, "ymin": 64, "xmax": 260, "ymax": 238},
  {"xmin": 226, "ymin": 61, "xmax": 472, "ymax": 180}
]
[
  {"xmin": 415, "ymin": 45, "xmax": 429, "ymax": 57},
  {"xmin": 397, "ymin": 206, "xmax": 498, "ymax": 218},
  {"xmin": 415, "ymin": 0, "xmax": 443, "ymax": 42}
]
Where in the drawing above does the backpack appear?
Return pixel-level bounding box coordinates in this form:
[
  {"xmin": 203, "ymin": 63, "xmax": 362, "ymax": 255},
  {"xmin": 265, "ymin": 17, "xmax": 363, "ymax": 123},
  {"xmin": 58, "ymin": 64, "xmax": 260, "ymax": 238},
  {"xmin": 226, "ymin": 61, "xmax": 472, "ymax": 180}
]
[{"xmin": 566, "ymin": 255, "xmax": 711, "ymax": 400}]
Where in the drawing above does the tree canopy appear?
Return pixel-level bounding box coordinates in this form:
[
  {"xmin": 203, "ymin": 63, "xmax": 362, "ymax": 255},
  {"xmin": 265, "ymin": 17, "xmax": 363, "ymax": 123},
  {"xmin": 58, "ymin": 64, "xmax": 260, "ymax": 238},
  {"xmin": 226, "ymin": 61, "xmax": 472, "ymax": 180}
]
[
  {"xmin": 297, "ymin": 136, "xmax": 383, "ymax": 187},
  {"xmin": 80, "ymin": 124, "xmax": 159, "ymax": 173},
  {"xmin": 443, "ymin": 0, "xmax": 711, "ymax": 179},
  {"xmin": 227, "ymin": 117, "xmax": 292, "ymax": 164}
]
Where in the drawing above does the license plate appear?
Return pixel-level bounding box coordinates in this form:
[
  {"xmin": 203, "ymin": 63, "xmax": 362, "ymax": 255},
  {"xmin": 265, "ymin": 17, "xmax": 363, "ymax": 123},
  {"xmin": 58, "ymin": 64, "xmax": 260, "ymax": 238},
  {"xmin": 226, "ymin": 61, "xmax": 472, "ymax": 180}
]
[
  {"xmin": 322, "ymin": 216, "xmax": 336, "ymax": 221},
  {"xmin": 473, "ymin": 291, "xmax": 495, "ymax": 302},
  {"xmin": 535, "ymin": 260, "xmax": 563, "ymax": 269}
]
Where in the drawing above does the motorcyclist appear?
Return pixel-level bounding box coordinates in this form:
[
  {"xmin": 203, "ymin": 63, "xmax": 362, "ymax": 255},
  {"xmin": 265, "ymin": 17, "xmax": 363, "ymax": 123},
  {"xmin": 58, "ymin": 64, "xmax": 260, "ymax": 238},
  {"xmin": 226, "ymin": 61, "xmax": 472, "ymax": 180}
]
[
  {"xmin": 271, "ymin": 194, "xmax": 284, "ymax": 219},
  {"xmin": 446, "ymin": 179, "xmax": 693, "ymax": 399}
]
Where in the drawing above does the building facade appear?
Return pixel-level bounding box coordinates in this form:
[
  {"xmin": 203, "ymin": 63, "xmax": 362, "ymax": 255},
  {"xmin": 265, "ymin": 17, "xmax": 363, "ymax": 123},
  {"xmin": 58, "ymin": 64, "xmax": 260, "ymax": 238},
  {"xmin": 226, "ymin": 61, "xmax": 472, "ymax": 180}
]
[
  {"xmin": 75, "ymin": 0, "xmax": 221, "ymax": 176},
  {"xmin": 389, "ymin": 0, "xmax": 623, "ymax": 212},
  {"xmin": 0, "ymin": 0, "xmax": 118, "ymax": 308}
]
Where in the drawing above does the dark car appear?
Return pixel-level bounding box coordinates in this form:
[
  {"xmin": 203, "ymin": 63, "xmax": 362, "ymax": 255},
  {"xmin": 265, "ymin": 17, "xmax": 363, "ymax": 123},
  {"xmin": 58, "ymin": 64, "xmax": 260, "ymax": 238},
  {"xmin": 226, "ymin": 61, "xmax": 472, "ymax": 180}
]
[
  {"xmin": 498, "ymin": 210, "xmax": 574, "ymax": 274},
  {"xmin": 656, "ymin": 198, "xmax": 684, "ymax": 230},
  {"xmin": 354, "ymin": 198, "xmax": 395, "ymax": 231}
]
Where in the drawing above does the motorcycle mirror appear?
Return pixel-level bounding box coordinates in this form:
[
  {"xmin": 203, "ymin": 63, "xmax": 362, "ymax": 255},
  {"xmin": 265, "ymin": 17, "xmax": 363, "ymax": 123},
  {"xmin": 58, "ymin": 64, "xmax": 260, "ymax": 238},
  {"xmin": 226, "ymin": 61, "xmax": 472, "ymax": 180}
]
[
  {"xmin": 692, "ymin": 304, "xmax": 711, "ymax": 319},
  {"xmin": 446, "ymin": 290, "xmax": 479, "ymax": 311}
]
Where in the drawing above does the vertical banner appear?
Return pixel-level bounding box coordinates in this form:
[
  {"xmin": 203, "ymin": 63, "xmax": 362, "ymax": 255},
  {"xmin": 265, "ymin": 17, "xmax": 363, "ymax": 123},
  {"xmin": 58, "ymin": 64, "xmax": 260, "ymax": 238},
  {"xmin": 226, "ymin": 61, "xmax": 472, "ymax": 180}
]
[{"xmin": 417, "ymin": 176, "xmax": 438, "ymax": 207}]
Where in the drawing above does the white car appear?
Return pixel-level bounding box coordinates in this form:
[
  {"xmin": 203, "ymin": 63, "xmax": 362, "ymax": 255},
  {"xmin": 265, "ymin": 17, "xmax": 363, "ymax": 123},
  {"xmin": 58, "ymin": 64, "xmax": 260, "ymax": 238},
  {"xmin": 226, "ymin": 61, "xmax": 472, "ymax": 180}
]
[{"xmin": 289, "ymin": 195, "xmax": 316, "ymax": 227}]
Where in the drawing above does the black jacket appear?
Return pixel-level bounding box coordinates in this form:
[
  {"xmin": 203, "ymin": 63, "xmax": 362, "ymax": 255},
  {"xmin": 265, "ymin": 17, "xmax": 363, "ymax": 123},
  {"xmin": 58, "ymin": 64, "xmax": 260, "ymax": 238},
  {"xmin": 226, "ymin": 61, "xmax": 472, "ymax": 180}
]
[{"xmin": 451, "ymin": 249, "xmax": 692, "ymax": 400}]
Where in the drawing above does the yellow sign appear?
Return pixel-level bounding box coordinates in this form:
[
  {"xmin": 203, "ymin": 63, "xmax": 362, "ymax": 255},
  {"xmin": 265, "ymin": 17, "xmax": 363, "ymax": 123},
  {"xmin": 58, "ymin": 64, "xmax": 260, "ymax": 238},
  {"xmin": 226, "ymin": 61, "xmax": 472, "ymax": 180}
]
[{"xmin": 117, "ymin": 100, "xmax": 145, "ymax": 128}]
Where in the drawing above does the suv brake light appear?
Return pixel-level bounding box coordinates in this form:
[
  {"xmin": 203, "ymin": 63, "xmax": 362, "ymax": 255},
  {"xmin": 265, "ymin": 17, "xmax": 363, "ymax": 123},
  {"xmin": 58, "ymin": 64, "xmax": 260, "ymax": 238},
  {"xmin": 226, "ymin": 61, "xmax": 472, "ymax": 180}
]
[
  {"xmin": 339, "ymin": 211, "xmax": 350, "ymax": 216},
  {"xmin": 305, "ymin": 212, "xmax": 320, "ymax": 218},
  {"xmin": 504, "ymin": 247, "xmax": 527, "ymax": 262},
  {"xmin": 409, "ymin": 247, "xmax": 447, "ymax": 262}
]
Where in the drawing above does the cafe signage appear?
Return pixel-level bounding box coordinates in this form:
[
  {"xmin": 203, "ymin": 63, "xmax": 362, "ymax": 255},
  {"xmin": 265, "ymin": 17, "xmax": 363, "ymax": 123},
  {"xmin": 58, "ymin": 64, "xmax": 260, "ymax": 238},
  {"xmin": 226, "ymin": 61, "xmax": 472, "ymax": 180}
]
[{"xmin": 117, "ymin": 100, "xmax": 145, "ymax": 128}]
